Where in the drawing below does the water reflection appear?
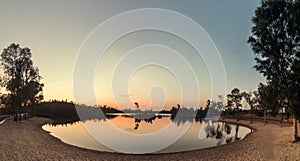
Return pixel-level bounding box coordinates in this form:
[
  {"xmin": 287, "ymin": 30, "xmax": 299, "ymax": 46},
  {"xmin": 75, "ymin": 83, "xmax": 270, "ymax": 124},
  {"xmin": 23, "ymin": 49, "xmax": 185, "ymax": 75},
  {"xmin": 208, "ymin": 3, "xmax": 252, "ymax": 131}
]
[
  {"xmin": 43, "ymin": 113, "xmax": 251, "ymax": 153},
  {"xmin": 204, "ymin": 121, "xmax": 242, "ymax": 145},
  {"xmin": 49, "ymin": 114, "xmax": 118, "ymax": 127}
]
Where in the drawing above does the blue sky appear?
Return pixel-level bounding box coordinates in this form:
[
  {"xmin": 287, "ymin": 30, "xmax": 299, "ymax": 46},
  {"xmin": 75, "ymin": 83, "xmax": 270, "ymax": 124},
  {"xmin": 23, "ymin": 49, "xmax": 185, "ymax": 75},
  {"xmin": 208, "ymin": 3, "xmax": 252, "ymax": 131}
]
[{"xmin": 0, "ymin": 0, "xmax": 265, "ymax": 108}]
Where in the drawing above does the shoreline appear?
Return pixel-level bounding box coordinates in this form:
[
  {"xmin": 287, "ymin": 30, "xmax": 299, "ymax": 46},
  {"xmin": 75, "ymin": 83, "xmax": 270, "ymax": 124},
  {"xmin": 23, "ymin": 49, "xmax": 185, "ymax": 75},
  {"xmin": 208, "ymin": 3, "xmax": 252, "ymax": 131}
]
[
  {"xmin": 0, "ymin": 117, "xmax": 299, "ymax": 160},
  {"xmin": 41, "ymin": 117, "xmax": 255, "ymax": 155}
]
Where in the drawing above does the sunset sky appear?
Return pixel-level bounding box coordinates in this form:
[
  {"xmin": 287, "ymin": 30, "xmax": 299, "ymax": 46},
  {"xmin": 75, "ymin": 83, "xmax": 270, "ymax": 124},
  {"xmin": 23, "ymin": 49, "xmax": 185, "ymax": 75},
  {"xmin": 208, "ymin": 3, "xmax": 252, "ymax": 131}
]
[{"xmin": 0, "ymin": 0, "xmax": 265, "ymax": 109}]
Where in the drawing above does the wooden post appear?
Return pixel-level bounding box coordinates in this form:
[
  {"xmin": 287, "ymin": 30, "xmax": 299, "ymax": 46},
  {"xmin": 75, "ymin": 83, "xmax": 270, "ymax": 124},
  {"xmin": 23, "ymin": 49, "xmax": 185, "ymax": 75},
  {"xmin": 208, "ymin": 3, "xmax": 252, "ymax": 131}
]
[{"xmin": 293, "ymin": 117, "xmax": 299, "ymax": 142}]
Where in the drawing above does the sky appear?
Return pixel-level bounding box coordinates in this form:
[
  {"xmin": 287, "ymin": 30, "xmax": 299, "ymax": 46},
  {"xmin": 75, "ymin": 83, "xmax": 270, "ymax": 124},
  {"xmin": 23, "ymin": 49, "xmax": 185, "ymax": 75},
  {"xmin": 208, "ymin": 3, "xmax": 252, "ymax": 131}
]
[{"xmin": 0, "ymin": 0, "xmax": 265, "ymax": 109}]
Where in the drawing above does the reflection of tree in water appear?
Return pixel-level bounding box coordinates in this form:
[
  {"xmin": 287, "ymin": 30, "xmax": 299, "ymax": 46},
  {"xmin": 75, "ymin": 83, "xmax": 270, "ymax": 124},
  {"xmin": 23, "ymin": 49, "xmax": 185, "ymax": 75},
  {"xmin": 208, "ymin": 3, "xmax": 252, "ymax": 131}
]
[
  {"xmin": 204, "ymin": 120, "xmax": 240, "ymax": 145},
  {"xmin": 134, "ymin": 118, "xmax": 140, "ymax": 130},
  {"xmin": 130, "ymin": 102, "xmax": 155, "ymax": 130},
  {"xmin": 133, "ymin": 115, "xmax": 157, "ymax": 130},
  {"xmin": 121, "ymin": 113, "xmax": 157, "ymax": 130},
  {"xmin": 48, "ymin": 114, "xmax": 118, "ymax": 127},
  {"xmin": 170, "ymin": 105, "xmax": 197, "ymax": 126}
]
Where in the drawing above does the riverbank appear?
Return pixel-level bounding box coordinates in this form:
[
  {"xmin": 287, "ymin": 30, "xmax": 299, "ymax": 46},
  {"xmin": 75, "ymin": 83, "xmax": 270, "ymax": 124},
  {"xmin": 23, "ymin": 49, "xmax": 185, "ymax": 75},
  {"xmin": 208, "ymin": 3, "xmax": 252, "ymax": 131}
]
[{"xmin": 0, "ymin": 117, "xmax": 299, "ymax": 160}]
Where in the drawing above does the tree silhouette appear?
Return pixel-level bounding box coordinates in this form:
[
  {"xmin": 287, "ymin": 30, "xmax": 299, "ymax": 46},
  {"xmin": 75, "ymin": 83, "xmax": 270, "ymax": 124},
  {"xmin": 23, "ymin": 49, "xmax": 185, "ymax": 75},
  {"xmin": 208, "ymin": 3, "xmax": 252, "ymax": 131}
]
[
  {"xmin": 227, "ymin": 88, "xmax": 242, "ymax": 121},
  {"xmin": 257, "ymin": 83, "xmax": 282, "ymax": 122},
  {"xmin": 0, "ymin": 43, "xmax": 43, "ymax": 121},
  {"xmin": 204, "ymin": 100, "xmax": 211, "ymax": 117},
  {"xmin": 134, "ymin": 102, "xmax": 139, "ymax": 109},
  {"xmin": 205, "ymin": 100, "xmax": 211, "ymax": 110},
  {"xmin": 242, "ymin": 91, "xmax": 258, "ymax": 123},
  {"xmin": 248, "ymin": 1, "xmax": 300, "ymax": 141}
]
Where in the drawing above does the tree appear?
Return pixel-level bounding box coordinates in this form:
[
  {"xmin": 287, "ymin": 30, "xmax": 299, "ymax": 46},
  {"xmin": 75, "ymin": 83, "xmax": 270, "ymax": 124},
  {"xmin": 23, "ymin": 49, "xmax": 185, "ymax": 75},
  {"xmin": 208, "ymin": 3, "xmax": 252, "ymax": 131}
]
[
  {"xmin": 0, "ymin": 43, "xmax": 43, "ymax": 121},
  {"xmin": 205, "ymin": 100, "xmax": 211, "ymax": 110},
  {"xmin": 205, "ymin": 99, "xmax": 211, "ymax": 117},
  {"xmin": 248, "ymin": 1, "xmax": 300, "ymax": 141},
  {"xmin": 242, "ymin": 91, "xmax": 258, "ymax": 123},
  {"xmin": 227, "ymin": 88, "xmax": 242, "ymax": 121},
  {"xmin": 257, "ymin": 83, "xmax": 282, "ymax": 124},
  {"xmin": 209, "ymin": 95, "xmax": 224, "ymax": 118},
  {"xmin": 216, "ymin": 95, "xmax": 224, "ymax": 116},
  {"xmin": 291, "ymin": 56, "xmax": 300, "ymax": 138},
  {"xmin": 134, "ymin": 102, "xmax": 139, "ymax": 109}
]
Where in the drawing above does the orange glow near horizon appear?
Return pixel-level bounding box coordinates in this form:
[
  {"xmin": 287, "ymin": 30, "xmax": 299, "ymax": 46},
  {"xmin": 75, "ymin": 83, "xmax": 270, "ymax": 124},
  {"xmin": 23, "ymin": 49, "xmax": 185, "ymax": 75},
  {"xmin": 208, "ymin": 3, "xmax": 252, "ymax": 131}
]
[{"xmin": 107, "ymin": 116, "xmax": 171, "ymax": 134}]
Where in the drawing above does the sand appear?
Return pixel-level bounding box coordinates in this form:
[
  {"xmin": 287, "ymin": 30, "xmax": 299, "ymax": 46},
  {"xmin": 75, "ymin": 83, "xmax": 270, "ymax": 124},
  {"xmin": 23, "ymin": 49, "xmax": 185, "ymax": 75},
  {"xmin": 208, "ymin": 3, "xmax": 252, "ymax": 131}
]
[{"xmin": 0, "ymin": 117, "xmax": 299, "ymax": 161}]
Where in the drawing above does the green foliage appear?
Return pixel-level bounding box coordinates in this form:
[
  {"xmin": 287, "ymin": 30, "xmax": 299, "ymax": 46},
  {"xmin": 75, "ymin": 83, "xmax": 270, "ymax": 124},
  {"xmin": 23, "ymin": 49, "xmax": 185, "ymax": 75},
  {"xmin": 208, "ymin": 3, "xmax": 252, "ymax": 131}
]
[
  {"xmin": 248, "ymin": 1, "xmax": 300, "ymax": 118},
  {"xmin": 227, "ymin": 88, "xmax": 242, "ymax": 120},
  {"xmin": 242, "ymin": 91, "xmax": 259, "ymax": 122},
  {"xmin": 227, "ymin": 88, "xmax": 242, "ymax": 109},
  {"xmin": 0, "ymin": 43, "xmax": 43, "ymax": 119},
  {"xmin": 258, "ymin": 83, "xmax": 281, "ymax": 117},
  {"xmin": 241, "ymin": 91, "xmax": 258, "ymax": 110}
]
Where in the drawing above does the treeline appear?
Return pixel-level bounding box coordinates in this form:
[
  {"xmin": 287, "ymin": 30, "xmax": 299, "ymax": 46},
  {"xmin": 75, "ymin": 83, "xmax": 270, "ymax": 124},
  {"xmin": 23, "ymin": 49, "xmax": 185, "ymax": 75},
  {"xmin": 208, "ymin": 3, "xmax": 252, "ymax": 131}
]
[
  {"xmin": 34, "ymin": 101, "xmax": 122, "ymax": 125},
  {"xmin": 159, "ymin": 87, "xmax": 294, "ymax": 124}
]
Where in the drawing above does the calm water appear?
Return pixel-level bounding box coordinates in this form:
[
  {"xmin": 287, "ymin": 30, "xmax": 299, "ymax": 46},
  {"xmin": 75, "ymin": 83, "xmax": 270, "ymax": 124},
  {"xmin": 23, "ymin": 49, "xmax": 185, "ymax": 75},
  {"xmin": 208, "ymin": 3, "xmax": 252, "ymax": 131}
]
[{"xmin": 42, "ymin": 114, "xmax": 252, "ymax": 154}]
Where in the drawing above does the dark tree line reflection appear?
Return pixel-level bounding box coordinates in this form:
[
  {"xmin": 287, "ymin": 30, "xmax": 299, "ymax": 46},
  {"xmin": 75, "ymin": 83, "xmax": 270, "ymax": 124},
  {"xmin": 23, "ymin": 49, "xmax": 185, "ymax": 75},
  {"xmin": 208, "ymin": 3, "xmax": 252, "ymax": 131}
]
[
  {"xmin": 47, "ymin": 111, "xmax": 247, "ymax": 146},
  {"xmin": 204, "ymin": 120, "xmax": 241, "ymax": 145}
]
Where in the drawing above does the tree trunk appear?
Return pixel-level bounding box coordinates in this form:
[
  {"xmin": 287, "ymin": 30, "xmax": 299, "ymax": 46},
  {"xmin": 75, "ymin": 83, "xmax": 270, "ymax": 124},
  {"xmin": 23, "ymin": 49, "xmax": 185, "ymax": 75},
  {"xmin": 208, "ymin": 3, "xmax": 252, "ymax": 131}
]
[
  {"xmin": 236, "ymin": 107, "xmax": 239, "ymax": 121},
  {"xmin": 251, "ymin": 106, "xmax": 254, "ymax": 123},
  {"xmin": 33, "ymin": 105, "xmax": 36, "ymax": 117},
  {"xmin": 280, "ymin": 115, "xmax": 284, "ymax": 124},
  {"xmin": 13, "ymin": 106, "xmax": 18, "ymax": 121},
  {"xmin": 298, "ymin": 119, "xmax": 300, "ymax": 139},
  {"xmin": 235, "ymin": 125, "xmax": 239, "ymax": 140},
  {"xmin": 293, "ymin": 117, "xmax": 299, "ymax": 142},
  {"xmin": 264, "ymin": 110, "xmax": 267, "ymax": 124}
]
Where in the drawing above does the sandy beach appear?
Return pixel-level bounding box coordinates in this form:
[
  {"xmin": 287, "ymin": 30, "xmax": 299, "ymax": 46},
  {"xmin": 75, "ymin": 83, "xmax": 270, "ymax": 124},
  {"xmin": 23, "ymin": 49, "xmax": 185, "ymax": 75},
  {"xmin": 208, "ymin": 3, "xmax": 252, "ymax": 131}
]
[{"xmin": 0, "ymin": 117, "xmax": 299, "ymax": 161}]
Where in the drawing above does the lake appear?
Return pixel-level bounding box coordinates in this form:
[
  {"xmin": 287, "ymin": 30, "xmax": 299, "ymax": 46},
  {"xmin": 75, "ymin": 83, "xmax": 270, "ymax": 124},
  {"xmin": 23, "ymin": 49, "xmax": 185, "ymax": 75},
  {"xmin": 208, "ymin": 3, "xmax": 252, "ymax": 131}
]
[{"xmin": 42, "ymin": 114, "xmax": 252, "ymax": 154}]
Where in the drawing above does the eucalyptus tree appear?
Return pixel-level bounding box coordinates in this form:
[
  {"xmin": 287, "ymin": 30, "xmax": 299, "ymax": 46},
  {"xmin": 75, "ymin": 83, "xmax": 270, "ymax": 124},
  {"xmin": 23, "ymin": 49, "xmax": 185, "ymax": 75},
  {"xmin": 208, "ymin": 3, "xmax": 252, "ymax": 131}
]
[
  {"xmin": 257, "ymin": 83, "xmax": 283, "ymax": 124},
  {"xmin": 227, "ymin": 88, "xmax": 242, "ymax": 121},
  {"xmin": 248, "ymin": 1, "xmax": 300, "ymax": 141},
  {"xmin": 242, "ymin": 91, "xmax": 258, "ymax": 123},
  {"xmin": 0, "ymin": 43, "xmax": 43, "ymax": 121}
]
